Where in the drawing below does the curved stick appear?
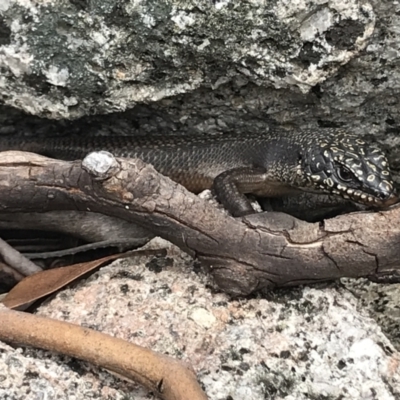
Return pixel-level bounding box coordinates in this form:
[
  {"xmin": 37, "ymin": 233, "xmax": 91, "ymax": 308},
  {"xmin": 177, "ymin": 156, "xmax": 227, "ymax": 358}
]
[
  {"xmin": 0, "ymin": 151, "xmax": 399, "ymax": 295},
  {"xmin": 0, "ymin": 306, "xmax": 208, "ymax": 400}
]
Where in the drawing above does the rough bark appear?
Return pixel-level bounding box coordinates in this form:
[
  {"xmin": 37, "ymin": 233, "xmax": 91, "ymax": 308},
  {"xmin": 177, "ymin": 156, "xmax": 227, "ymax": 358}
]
[
  {"xmin": 0, "ymin": 150, "xmax": 399, "ymax": 296},
  {"xmin": 0, "ymin": 211, "xmax": 153, "ymax": 243}
]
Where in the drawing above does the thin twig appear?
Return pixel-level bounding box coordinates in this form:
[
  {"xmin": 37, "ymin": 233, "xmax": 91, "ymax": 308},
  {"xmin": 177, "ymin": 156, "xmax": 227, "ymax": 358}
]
[{"xmin": 0, "ymin": 236, "xmax": 42, "ymax": 276}]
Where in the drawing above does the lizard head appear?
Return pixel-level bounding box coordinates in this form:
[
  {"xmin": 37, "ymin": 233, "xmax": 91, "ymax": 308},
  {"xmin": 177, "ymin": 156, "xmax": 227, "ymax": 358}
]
[{"xmin": 300, "ymin": 131, "xmax": 398, "ymax": 208}]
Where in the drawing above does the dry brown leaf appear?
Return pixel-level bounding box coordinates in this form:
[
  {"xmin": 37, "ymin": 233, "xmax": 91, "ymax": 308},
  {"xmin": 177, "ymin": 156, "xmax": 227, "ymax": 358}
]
[{"xmin": 2, "ymin": 249, "xmax": 165, "ymax": 310}]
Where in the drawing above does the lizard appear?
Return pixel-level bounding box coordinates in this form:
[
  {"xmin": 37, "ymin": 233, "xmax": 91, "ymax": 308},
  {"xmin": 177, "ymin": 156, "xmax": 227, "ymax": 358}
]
[{"xmin": 0, "ymin": 127, "xmax": 397, "ymax": 217}]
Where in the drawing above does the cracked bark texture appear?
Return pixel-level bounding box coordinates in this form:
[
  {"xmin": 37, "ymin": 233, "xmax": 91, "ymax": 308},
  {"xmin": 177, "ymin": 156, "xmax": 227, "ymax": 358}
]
[{"xmin": 1, "ymin": 151, "xmax": 399, "ymax": 296}]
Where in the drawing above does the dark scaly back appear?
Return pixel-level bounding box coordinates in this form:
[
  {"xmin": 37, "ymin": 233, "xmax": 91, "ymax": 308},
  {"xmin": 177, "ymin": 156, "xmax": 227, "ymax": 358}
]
[{"xmin": 0, "ymin": 128, "xmax": 397, "ymax": 206}]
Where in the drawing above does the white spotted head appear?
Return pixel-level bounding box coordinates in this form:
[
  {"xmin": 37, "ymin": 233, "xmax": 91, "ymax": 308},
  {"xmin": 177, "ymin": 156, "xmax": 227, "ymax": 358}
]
[{"xmin": 300, "ymin": 131, "xmax": 398, "ymax": 207}]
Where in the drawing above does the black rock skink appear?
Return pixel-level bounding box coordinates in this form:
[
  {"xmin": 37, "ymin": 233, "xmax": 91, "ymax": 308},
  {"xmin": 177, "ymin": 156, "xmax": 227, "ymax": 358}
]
[{"xmin": 0, "ymin": 128, "xmax": 397, "ymax": 216}]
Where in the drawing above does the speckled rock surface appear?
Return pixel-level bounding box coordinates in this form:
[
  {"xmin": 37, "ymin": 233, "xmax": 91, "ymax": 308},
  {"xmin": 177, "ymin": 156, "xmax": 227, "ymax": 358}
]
[
  {"xmin": 0, "ymin": 0, "xmax": 374, "ymax": 118},
  {"xmin": 1, "ymin": 239, "xmax": 400, "ymax": 399},
  {"xmin": 1, "ymin": 1, "xmax": 400, "ymax": 175},
  {"xmin": 342, "ymin": 278, "xmax": 400, "ymax": 352}
]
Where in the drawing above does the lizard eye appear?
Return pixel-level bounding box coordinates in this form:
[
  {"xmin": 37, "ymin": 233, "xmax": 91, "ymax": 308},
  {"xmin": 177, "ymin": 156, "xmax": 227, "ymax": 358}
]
[{"xmin": 337, "ymin": 166, "xmax": 353, "ymax": 182}]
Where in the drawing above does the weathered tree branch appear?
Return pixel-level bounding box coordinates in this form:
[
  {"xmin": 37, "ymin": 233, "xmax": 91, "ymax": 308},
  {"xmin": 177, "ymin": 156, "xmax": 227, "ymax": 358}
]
[
  {"xmin": 0, "ymin": 150, "xmax": 399, "ymax": 296},
  {"xmin": 0, "ymin": 211, "xmax": 153, "ymax": 244},
  {"xmin": 0, "ymin": 236, "xmax": 42, "ymax": 275}
]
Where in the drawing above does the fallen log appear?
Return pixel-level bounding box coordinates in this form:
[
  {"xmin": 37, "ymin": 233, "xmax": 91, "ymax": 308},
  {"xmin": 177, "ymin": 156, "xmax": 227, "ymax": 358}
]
[{"xmin": 0, "ymin": 150, "xmax": 399, "ymax": 296}]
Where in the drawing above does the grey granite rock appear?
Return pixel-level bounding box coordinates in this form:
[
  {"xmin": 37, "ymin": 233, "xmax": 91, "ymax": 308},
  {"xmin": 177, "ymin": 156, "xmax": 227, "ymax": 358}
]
[
  {"xmin": 1, "ymin": 239, "xmax": 400, "ymax": 400},
  {"xmin": 1, "ymin": 1, "xmax": 400, "ymax": 175},
  {"xmin": 342, "ymin": 277, "xmax": 400, "ymax": 351},
  {"xmin": 0, "ymin": 0, "xmax": 375, "ymax": 118}
]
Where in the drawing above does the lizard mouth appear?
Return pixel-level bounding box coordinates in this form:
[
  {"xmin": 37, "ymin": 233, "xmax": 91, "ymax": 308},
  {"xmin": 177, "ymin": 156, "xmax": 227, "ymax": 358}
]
[
  {"xmin": 338, "ymin": 188, "xmax": 399, "ymax": 208},
  {"xmin": 372, "ymin": 192, "xmax": 399, "ymax": 208}
]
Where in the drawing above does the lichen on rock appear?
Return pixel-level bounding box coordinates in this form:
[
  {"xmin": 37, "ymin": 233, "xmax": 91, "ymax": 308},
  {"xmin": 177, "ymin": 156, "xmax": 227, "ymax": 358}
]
[{"xmin": 0, "ymin": 0, "xmax": 375, "ymax": 118}]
